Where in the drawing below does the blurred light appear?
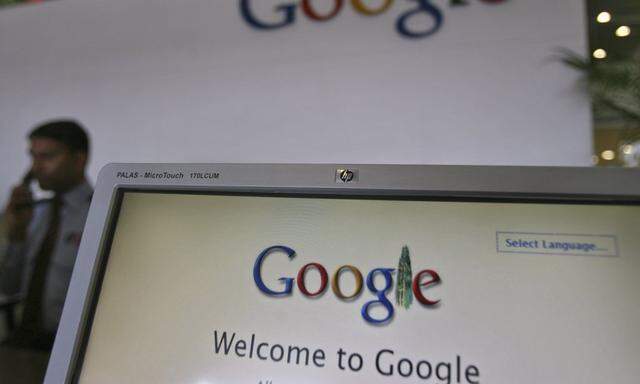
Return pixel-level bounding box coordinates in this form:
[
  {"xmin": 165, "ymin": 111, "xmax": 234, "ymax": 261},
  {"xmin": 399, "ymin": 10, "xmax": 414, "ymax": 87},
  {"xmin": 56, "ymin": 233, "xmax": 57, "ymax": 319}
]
[
  {"xmin": 593, "ymin": 49, "xmax": 607, "ymax": 59},
  {"xmin": 597, "ymin": 11, "xmax": 611, "ymax": 23},
  {"xmin": 601, "ymin": 150, "xmax": 615, "ymax": 161},
  {"xmin": 616, "ymin": 26, "xmax": 631, "ymax": 37},
  {"xmin": 622, "ymin": 144, "xmax": 634, "ymax": 155}
]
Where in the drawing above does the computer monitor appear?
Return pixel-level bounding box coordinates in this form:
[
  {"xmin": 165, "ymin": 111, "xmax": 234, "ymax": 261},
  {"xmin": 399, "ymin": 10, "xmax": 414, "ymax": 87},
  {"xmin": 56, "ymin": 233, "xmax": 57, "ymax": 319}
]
[{"xmin": 47, "ymin": 164, "xmax": 640, "ymax": 383}]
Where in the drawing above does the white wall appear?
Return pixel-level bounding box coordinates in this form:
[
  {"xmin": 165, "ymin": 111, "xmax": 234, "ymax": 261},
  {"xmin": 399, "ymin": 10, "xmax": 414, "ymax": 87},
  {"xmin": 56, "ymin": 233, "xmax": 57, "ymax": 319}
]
[{"xmin": 0, "ymin": 0, "xmax": 589, "ymax": 204}]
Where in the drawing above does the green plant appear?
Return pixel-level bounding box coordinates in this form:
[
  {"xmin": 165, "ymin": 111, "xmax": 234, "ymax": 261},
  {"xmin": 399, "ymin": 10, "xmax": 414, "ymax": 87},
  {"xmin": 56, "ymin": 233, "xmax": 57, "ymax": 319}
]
[{"xmin": 558, "ymin": 49, "xmax": 640, "ymax": 129}]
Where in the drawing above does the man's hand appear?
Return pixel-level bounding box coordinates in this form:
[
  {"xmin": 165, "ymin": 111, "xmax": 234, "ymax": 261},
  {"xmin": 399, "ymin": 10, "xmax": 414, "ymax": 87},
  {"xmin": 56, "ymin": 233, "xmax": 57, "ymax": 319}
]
[{"xmin": 5, "ymin": 184, "xmax": 33, "ymax": 243}]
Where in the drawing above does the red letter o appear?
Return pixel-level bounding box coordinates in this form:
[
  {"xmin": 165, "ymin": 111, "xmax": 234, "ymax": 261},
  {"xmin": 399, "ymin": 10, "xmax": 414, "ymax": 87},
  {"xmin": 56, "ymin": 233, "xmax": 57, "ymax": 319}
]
[
  {"xmin": 297, "ymin": 263, "xmax": 329, "ymax": 297},
  {"xmin": 301, "ymin": 0, "xmax": 344, "ymax": 21}
]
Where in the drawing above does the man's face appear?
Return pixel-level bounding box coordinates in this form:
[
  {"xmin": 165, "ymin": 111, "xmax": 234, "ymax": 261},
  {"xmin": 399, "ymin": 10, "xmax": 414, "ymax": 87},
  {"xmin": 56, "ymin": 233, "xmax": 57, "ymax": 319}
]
[{"xmin": 29, "ymin": 137, "xmax": 85, "ymax": 192}]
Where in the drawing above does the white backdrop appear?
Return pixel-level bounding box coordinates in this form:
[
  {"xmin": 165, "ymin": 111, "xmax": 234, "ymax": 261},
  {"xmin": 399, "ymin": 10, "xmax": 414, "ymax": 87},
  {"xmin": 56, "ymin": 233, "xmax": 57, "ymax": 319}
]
[{"xmin": 0, "ymin": 0, "xmax": 589, "ymax": 205}]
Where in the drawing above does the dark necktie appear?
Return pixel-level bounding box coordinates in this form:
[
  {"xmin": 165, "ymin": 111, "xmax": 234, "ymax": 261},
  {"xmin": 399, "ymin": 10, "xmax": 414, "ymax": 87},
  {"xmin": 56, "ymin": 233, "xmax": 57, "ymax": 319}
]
[{"xmin": 19, "ymin": 195, "xmax": 62, "ymax": 342}]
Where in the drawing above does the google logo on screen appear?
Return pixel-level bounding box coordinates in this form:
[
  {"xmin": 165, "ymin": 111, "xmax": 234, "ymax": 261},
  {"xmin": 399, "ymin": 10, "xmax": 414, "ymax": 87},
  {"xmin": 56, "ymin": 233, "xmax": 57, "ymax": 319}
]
[
  {"xmin": 253, "ymin": 245, "xmax": 442, "ymax": 325},
  {"xmin": 240, "ymin": 0, "xmax": 508, "ymax": 39}
]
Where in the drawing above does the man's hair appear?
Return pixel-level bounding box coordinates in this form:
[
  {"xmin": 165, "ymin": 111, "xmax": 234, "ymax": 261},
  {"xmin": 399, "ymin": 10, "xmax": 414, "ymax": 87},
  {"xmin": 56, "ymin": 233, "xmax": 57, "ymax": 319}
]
[{"xmin": 28, "ymin": 119, "xmax": 90, "ymax": 154}]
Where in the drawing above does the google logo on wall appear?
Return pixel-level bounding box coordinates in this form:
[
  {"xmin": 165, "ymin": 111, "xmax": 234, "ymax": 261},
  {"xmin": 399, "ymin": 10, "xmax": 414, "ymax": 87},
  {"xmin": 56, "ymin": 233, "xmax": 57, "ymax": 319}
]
[
  {"xmin": 240, "ymin": 0, "xmax": 508, "ymax": 39},
  {"xmin": 253, "ymin": 245, "xmax": 442, "ymax": 325}
]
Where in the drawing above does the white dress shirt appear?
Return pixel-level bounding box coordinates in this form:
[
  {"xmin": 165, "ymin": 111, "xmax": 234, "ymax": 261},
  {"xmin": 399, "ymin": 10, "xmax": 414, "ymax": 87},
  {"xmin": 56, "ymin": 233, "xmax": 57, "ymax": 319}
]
[{"xmin": 0, "ymin": 181, "xmax": 92, "ymax": 333}]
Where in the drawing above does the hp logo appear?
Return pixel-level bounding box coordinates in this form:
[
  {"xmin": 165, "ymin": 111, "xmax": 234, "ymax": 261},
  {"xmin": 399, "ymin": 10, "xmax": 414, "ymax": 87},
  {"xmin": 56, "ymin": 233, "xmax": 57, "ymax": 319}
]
[{"xmin": 336, "ymin": 168, "xmax": 358, "ymax": 183}]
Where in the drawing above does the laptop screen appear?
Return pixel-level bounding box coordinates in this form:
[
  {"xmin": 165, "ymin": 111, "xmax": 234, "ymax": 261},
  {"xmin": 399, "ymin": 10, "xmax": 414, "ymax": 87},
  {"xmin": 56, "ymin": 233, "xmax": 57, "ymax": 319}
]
[{"xmin": 72, "ymin": 189, "xmax": 640, "ymax": 383}]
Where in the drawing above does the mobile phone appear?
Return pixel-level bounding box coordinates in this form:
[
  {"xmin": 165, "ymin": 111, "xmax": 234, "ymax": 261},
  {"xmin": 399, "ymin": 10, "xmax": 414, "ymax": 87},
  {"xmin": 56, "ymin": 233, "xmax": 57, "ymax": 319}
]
[
  {"xmin": 21, "ymin": 170, "xmax": 34, "ymax": 186},
  {"xmin": 23, "ymin": 170, "xmax": 54, "ymax": 203}
]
